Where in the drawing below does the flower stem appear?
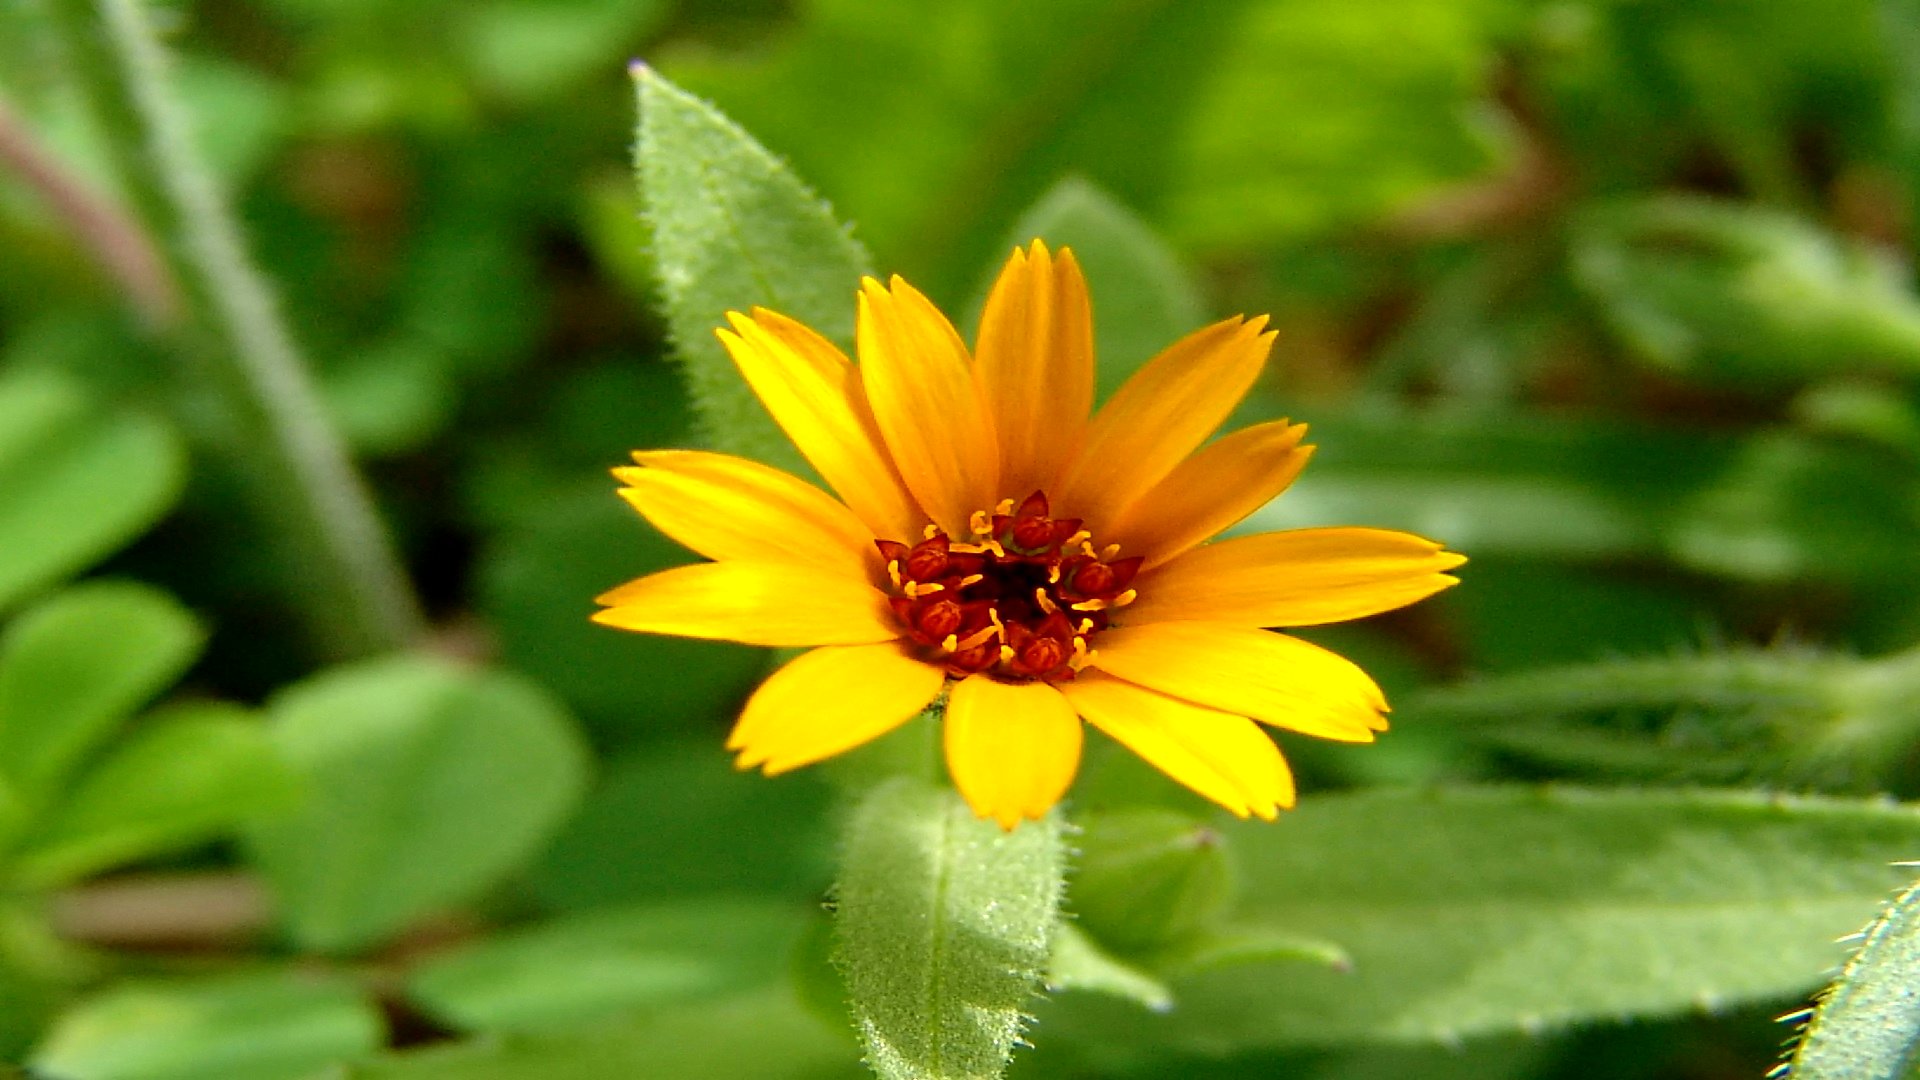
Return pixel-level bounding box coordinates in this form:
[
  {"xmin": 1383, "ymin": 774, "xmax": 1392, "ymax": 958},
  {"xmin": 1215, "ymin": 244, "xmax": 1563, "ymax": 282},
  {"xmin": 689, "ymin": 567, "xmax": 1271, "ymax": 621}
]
[{"xmin": 40, "ymin": 0, "xmax": 426, "ymax": 658}]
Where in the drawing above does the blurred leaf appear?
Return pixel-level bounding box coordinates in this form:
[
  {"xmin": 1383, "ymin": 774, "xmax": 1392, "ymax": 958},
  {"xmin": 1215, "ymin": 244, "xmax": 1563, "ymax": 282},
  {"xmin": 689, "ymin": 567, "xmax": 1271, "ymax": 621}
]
[
  {"xmin": 1786, "ymin": 873, "xmax": 1920, "ymax": 1079},
  {"xmin": 348, "ymin": 989, "xmax": 859, "ymax": 1080},
  {"xmin": 30, "ymin": 970, "xmax": 383, "ymax": 1080},
  {"xmin": 974, "ymin": 177, "xmax": 1204, "ymax": 402},
  {"xmin": 834, "ymin": 777, "xmax": 1063, "ymax": 1080},
  {"xmin": 407, "ymin": 898, "xmax": 807, "ymax": 1034},
  {"xmin": 0, "ymin": 370, "xmax": 186, "ymax": 614},
  {"xmin": 244, "ymin": 657, "xmax": 591, "ymax": 953},
  {"xmin": 318, "ymin": 340, "xmax": 455, "ymax": 458},
  {"xmin": 530, "ymin": 741, "xmax": 833, "ymax": 911},
  {"xmin": 1070, "ymin": 808, "xmax": 1235, "ymax": 953},
  {"xmin": 633, "ymin": 65, "xmax": 873, "ymax": 467},
  {"xmin": 1045, "ymin": 923, "xmax": 1172, "ymax": 1014},
  {"xmin": 1443, "ymin": 560, "xmax": 1709, "ymax": 675},
  {"xmin": 13, "ymin": 704, "xmax": 296, "ymax": 888},
  {"xmin": 671, "ymin": 0, "xmax": 1510, "ymax": 295},
  {"xmin": 1040, "ymin": 787, "xmax": 1920, "ymax": 1061},
  {"xmin": 1150, "ymin": 923, "xmax": 1351, "ymax": 980},
  {"xmin": 1570, "ymin": 197, "xmax": 1920, "ymax": 383},
  {"xmin": 0, "ymin": 582, "xmax": 203, "ymax": 813},
  {"xmin": 459, "ymin": 0, "xmax": 667, "ymax": 103}
]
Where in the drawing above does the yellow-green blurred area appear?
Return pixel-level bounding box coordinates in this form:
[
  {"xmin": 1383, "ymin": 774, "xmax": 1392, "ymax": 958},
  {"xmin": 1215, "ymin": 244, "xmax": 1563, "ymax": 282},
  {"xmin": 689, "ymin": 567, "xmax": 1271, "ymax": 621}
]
[{"xmin": 8, "ymin": 0, "xmax": 1920, "ymax": 1077}]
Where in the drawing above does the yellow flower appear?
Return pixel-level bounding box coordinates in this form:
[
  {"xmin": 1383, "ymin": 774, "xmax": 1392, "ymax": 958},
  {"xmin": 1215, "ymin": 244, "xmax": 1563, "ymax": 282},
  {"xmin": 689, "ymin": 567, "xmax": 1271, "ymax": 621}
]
[{"xmin": 595, "ymin": 242, "xmax": 1463, "ymax": 829}]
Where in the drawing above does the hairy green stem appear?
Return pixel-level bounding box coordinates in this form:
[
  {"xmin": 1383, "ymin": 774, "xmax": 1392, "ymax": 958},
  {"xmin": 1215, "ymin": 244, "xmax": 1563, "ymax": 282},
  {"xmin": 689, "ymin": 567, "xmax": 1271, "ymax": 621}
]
[{"xmin": 40, "ymin": 0, "xmax": 426, "ymax": 658}]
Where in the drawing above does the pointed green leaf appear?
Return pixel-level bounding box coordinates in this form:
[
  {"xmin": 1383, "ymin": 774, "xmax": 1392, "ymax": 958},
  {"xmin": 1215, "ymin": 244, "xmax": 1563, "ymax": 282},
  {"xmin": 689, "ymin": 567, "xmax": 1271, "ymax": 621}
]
[
  {"xmin": 30, "ymin": 970, "xmax": 383, "ymax": 1080},
  {"xmin": 0, "ymin": 582, "xmax": 204, "ymax": 809},
  {"xmin": 833, "ymin": 777, "xmax": 1064, "ymax": 1080},
  {"xmin": 244, "ymin": 657, "xmax": 591, "ymax": 953},
  {"xmin": 0, "ymin": 371, "xmax": 186, "ymax": 614},
  {"xmin": 1069, "ymin": 807, "xmax": 1235, "ymax": 953},
  {"xmin": 633, "ymin": 64, "xmax": 873, "ymax": 467},
  {"xmin": 1046, "ymin": 922, "xmax": 1172, "ymax": 1013},
  {"xmin": 1149, "ymin": 923, "xmax": 1351, "ymax": 978},
  {"xmin": 13, "ymin": 704, "xmax": 296, "ymax": 888},
  {"xmin": 1786, "ymin": 873, "xmax": 1920, "ymax": 1079}
]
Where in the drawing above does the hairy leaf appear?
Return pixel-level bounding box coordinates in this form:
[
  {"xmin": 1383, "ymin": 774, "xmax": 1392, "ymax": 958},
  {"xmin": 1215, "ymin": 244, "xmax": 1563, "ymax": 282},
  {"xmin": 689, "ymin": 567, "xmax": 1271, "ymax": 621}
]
[{"xmin": 1785, "ymin": 873, "xmax": 1920, "ymax": 1079}]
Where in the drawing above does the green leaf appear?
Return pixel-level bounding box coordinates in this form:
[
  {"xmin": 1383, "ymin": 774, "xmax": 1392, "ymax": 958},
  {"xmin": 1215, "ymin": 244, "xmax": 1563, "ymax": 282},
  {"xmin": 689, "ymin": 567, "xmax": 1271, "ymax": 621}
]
[
  {"xmin": 1069, "ymin": 808, "xmax": 1235, "ymax": 953},
  {"xmin": 1785, "ymin": 873, "xmax": 1920, "ymax": 1079},
  {"xmin": 243, "ymin": 656, "xmax": 591, "ymax": 953},
  {"xmin": 975, "ymin": 177, "xmax": 1204, "ymax": 402},
  {"xmin": 0, "ymin": 371, "xmax": 186, "ymax": 614},
  {"xmin": 833, "ymin": 777, "xmax": 1063, "ymax": 1080},
  {"xmin": 1045, "ymin": 923, "xmax": 1172, "ymax": 1013},
  {"xmin": 347, "ymin": 990, "xmax": 859, "ymax": 1080},
  {"xmin": 30, "ymin": 970, "xmax": 383, "ymax": 1080},
  {"xmin": 12, "ymin": 704, "xmax": 297, "ymax": 888},
  {"xmin": 1149, "ymin": 923, "xmax": 1352, "ymax": 980},
  {"xmin": 407, "ymin": 899, "xmax": 808, "ymax": 1035},
  {"xmin": 1039, "ymin": 787, "xmax": 1920, "ymax": 1059},
  {"xmin": 459, "ymin": 0, "xmax": 667, "ymax": 103},
  {"xmin": 632, "ymin": 64, "xmax": 873, "ymax": 467},
  {"xmin": 0, "ymin": 582, "xmax": 204, "ymax": 811}
]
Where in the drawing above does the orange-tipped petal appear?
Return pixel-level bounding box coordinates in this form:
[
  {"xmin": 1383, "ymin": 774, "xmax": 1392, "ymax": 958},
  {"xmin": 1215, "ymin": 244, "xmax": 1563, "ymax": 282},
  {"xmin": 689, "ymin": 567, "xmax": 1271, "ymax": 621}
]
[
  {"xmin": 1054, "ymin": 316, "xmax": 1272, "ymax": 533},
  {"xmin": 728, "ymin": 642, "xmax": 945, "ymax": 775},
  {"xmin": 593, "ymin": 561, "xmax": 899, "ymax": 647},
  {"xmin": 944, "ymin": 676, "xmax": 1081, "ymax": 829},
  {"xmin": 858, "ymin": 276, "xmax": 999, "ymax": 537},
  {"xmin": 1126, "ymin": 528, "xmax": 1464, "ymax": 628},
  {"xmin": 617, "ymin": 450, "xmax": 877, "ymax": 581},
  {"xmin": 1106, "ymin": 420, "xmax": 1312, "ymax": 567},
  {"xmin": 1059, "ymin": 672, "xmax": 1293, "ymax": 819},
  {"xmin": 974, "ymin": 242, "xmax": 1093, "ymax": 498},
  {"xmin": 1091, "ymin": 623, "xmax": 1386, "ymax": 740},
  {"xmin": 720, "ymin": 309, "xmax": 923, "ymax": 541}
]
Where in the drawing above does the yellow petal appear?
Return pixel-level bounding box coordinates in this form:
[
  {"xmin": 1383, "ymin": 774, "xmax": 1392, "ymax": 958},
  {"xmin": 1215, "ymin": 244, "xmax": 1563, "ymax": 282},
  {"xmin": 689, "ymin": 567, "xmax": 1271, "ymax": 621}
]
[
  {"xmin": 1090, "ymin": 623, "xmax": 1386, "ymax": 740},
  {"xmin": 974, "ymin": 242, "xmax": 1093, "ymax": 498},
  {"xmin": 593, "ymin": 560, "xmax": 899, "ymax": 647},
  {"xmin": 858, "ymin": 276, "xmax": 999, "ymax": 537},
  {"xmin": 1126, "ymin": 528, "xmax": 1464, "ymax": 627},
  {"xmin": 728, "ymin": 642, "xmax": 945, "ymax": 775},
  {"xmin": 616, "ymin": 450, "xmax": 877, "ymax": 581},
  {"xmin": 1059, "ymin": 673, "xmax": 1293, "ymax": 819},
  {"xmin": 1106, "ymin": 420, "xmax": 1312, "ymax": 567},
  {"xmin": 719, "ymin": 309, "xmax": 923, "ymax": 541},
  {"xmin": 944, "ymin": 676, "xmax": 1082, "ymax": 829},
  {"xmin": 1054, "ymin": 317, "xmax": 1272, "ymax": 533}
]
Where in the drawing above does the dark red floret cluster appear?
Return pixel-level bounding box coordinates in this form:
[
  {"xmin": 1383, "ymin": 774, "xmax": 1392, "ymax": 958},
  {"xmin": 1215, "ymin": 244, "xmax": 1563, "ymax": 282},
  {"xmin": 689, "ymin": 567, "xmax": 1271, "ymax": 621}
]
[{"xmin": 877, "ymin": 491, "xmax": 1142, "ymax": 682}]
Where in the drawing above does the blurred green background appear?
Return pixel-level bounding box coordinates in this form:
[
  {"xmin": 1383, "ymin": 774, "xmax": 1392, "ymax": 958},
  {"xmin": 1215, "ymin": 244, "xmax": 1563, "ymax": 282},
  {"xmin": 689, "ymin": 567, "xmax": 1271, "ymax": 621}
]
[{"xmin": 8, "ymin": 0, "xmax": 1920, "ymax": 1077}]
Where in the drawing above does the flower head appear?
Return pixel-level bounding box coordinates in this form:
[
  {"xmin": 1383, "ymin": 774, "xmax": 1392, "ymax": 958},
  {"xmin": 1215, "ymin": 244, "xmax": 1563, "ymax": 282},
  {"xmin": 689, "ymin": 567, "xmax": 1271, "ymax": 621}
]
[{"xmin": 595, "ymin": 242, "xmax": 1463, "ymax": 828}]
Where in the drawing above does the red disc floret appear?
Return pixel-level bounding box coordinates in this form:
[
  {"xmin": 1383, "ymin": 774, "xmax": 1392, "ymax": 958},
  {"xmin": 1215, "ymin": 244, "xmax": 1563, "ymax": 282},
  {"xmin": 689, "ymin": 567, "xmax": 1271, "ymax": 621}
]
[{"xmin": 876, "ymin": 490, "xmax": 1139, "ymax": 681}]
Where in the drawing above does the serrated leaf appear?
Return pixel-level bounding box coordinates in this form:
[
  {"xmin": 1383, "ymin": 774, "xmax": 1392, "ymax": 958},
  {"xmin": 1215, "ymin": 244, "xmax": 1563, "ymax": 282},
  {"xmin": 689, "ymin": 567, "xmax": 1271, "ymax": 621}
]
[
  {"xmin": 633, "ymin": 64, "xmax": 873, "ymax": 467},
  {"xmin": 833, "ymin": 777, "xmax": 1064, "ymax": 1080},
  {"xmin": 1039, "ymin": 787, "xmax": 1920, "ymax": 1061},
  {"xmin": 30, "ymin": 970, "xmax": 383, "ymax": 1080},
  {"xmin": 243, "ymin": 657, "xmax": 591, "ymax": 953},
  {"xmin": 1046, "ymin": 922, "xmax": 1172, "ymax": 1013},
  {"xmin": 1785, "ymin": 874, "xmax": 1920, "ymax": 1079},
  {"xmin": 12, "ymin": 704, "xmax": 296, "ymax": 888},
  {"xmin": 0, "ymin": 582, "xmax": 204, "ymax": 814},
  {"xmin": 407, "ymin": 899, "xmax": 807, "ymax": 1035},
  {"xmin": 0, "ymin": 371, "xmax": 186, "ymax": 615}
]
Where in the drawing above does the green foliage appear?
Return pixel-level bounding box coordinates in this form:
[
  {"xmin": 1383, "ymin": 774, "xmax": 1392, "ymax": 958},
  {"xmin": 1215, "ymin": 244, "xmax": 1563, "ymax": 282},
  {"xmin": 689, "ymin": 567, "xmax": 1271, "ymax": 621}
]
[
  {"xmin": 834, "ymin": 778, "xmax": 1064, "ymax": 1080},
  {"xmin": 1785, "ymin": 873, "xmax": 1920, "ymax": 1079},
  {"xmin": 1068, "ymin": 808, "xmax": 1235, "ymax": 953},
  {"xmin": 243, "ymin": 656, "xmax": 591, "ymax": 953},
  {"xmin": 1043, "ymin": 924, "xmax": 1171, "ymax": 1014},
  {"xmin": 30, "ymin": 970, "xmax": 384, "ymax": 1080},
  {"xmin": 0, "ymin": 371, "xmax": 184, "ymax": 615}
]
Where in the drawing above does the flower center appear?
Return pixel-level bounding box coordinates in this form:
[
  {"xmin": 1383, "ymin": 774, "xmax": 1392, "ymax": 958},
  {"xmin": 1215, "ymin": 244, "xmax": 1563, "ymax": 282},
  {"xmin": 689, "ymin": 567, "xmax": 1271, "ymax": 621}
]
[{"xmin": 876, "ymin": 491, "xmax": 1141, "ymax": 682}]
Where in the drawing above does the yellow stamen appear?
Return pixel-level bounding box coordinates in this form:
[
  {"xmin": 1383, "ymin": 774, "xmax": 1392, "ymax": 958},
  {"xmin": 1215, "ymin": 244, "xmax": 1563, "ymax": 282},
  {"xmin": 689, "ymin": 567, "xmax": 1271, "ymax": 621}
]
[
  {"xmin": 994, "ymin": 498, "xmax": 1015, "ymax": 516},
  {"xmin": 1033, "ymin": 588, "xmax": 1058, "ymax": 615},
  {"xmin": 923, "ymin": 524, "xmax": 941, "ymax": 540},
  {"xmin": 999, "ymin": 644, "xmax": 1017, "ymax": 662},
  {"xmin": 1070, "ymin": 597, "xmax": 1112, "ymax": 612},
  {"xmin": 903, "ymin": 581, "xmax": 945, "ymax": 598},
  {"xmin": 1064, "ymin": 530, "xmax": 1091, "ymax": 549},
  {"xmin": 1076, "ymin": 618, "xmax": 1095, "ymax": 635},
  {"xmin": 1047, "ymin": 563, "xmax": 1061, "ymax": 584},
  {"xmin": 1111, "ymin": 588, "xmax": 1137, "ymax": 608},
  {"xmin": 887, "ymin": 562, "xmax": 902, "ymax": 590},
  {"xmin": 940, "ymin": 633, "xmax": 959, "ymax": 653},
  {"xmin": 1100, "ymin": 543, "xmax": 1122, "ymax": 561},
  {"xmin": 969, "ymin": 510, "xmax": 994, "ymax": 536},
  {"xmin": 957, "ymin": 573, "xmax": 985, "ymax": 588},
  {"xmin": 956, "ymin": 625, "xmax": 998, "ymax": 651}
]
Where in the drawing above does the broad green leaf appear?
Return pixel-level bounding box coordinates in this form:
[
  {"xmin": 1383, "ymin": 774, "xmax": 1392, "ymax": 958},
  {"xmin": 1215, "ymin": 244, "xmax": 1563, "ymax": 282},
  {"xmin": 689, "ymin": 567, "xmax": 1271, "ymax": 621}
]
[
  {"xmin": 348, "ymin": 990, "xmax": 859, "ymax": 1080},
  {"xmin": 30, "ymin": 970, "xmax": 383, "ymax": 1080},
  {"xmin": 12, "ymin": 704, "xmax": 296, "ymax": 888},
  {"xmin": 834, "ymin": 777, "xmax": 1064, "ymax": 1080},
  {"xmin": 0, "ymin": 371, "xmax": 186, "ymax": 614},
  {"xmin": 407, "ymin": 899, "xmax": 808, "ymax": 1034},
  {"xmin": 1069, "ymin": 808, "xmax": 1235, "ymax": 953},
  {"xmin": 0, "ymin": 582, "xmax": 203, "ymax": 811},
  {"xmin": 1045, "ymin": 923, "xmax": 1172, "ymax": 1013},
  {"xmin": 1785, "ymin": 874, "xmax": 1920, "ymax": 1079},
  {"xmin": 458, "ymin": 0, "xmax": 666, "ymax": 103},
  {"xmin": 244, "ymin": 657, "xmax": 591, "ymax": 953},
  {"xmin": 633, "ymin": 64, "xmax": 873, "ymax": 467},
  {"xmin": 1039, "ymin": 787, "xmax": 1920, "ymax": 1061},
  {"xmin": 974, "ymin": 177, "xmax": 1204, "ymax": 401},
  {"xmin": 1150, "ymin": 924, "xmax": 1351, "ymax": 980}
]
